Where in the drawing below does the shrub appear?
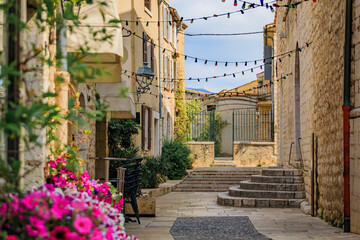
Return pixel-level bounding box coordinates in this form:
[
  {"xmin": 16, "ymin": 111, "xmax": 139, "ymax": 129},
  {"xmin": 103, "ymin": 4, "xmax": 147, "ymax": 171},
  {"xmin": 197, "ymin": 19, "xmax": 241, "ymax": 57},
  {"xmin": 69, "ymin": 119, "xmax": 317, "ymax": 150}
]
[
  {"xmin": 161, "ymin": 140, "xmax": 192, "ymax": 180},
  {"xmin": 140, "ymin": 156, "xmax": 169, "ymax": 189}
]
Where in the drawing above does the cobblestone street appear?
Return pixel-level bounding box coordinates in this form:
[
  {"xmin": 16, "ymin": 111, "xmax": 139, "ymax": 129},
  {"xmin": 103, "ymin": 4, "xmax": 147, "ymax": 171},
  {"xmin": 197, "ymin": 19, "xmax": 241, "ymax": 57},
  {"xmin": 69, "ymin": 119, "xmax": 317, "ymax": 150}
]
[{"xmin": 125, "ymin": 192, "xmax": 360, "ymax": 240}]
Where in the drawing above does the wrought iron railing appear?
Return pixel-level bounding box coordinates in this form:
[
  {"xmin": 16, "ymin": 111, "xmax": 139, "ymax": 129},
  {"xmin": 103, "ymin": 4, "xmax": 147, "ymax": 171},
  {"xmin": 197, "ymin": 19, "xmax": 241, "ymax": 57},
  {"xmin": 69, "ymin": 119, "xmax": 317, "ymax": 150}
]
[{"xmin": 233, "ymin": 109, "xmax": 274, "ymax": 142}]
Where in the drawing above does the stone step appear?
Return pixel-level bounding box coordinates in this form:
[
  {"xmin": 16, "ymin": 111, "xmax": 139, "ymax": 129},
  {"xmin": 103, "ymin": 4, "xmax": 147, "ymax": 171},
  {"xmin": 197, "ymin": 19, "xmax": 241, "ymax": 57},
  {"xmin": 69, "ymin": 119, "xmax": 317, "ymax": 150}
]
[
  {"xmin": 228, "ymin": 186, "xmax": 306, "ymax": 199},
  {"xmin": 182, "ymin": 180, "xmax": 243, "ymax": 184},
  {"xmin": 176, "ymin": 184, "xmax": 231, "ymax": 189},
  {"xmin": 240, "ymin": 180, "xmax": 305, "ymax": 191},
  {"xmin": 217, "ymin": 192, "xmax": 304, "ymax": 208},
  {"xmin": 173, "ymin": 188, "xmax": 230, "ymax": 192},
  {"xmin": 192, "ymin": 172, "xmax": 259, "ymax": 175},
  {"xmin": 187, "ymin": 177, "xmax": 250, "ymax": 181},
  {"xmin": 262, "ymin": 168, "xmax": 302, "ymax": 176},
  {"xmin": 251, "ymin": 175, "xmax": 303, "ymax": 184},
  {"xmin": 211, "ymin": 164, "xmax": 237, "ymax": 167},
  {"xmin": 194, "ymin": 167, "xmax": 262, "ymax": 172}
]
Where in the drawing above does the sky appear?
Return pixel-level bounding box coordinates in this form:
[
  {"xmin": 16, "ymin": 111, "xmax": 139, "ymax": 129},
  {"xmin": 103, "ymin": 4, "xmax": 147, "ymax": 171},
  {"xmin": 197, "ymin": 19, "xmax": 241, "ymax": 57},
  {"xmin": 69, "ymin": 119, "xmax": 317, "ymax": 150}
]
[{"xmin": 170, "ymin": 0, "xmax": 275, "ymax": 93}]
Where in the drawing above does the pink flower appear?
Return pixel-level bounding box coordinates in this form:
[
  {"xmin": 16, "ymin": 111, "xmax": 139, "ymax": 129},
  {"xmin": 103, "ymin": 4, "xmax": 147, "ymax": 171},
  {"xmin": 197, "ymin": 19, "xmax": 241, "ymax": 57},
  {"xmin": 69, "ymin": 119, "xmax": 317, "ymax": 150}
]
[
  {"xmin": 90, "ymin": 228, "xmax": 104, "ymax": 240},
  {"xmin": 56, "ymin": 158, "xmax": 66, "ymax": 164},
  {"xmin": 73, "ymin": 215, "xmax": 93, "ymax": 234},
  {"xmin": 52, "ymin": 197, "xmax": 70, "ymax": 219},
  {"xmin": 5, "ymin": 235, "xmax": 18, "ymax": 240},
  {"xmin": 21, "ymin": 194, "xmax": 40, "ymax": 210},
  {"xmin": 26, "ymin": 216, "xmax": 48, "ymax": 238},
  {"xmin": 0, "ymin": 203, "xmax": 7, "ymax": 216},
  {"xmin": 106, "ymin": 227, "xmax": 113, "ymax": 240},
  {"xmin": 48, "ymin": 160, "xmax": 57, "ymax": 168},
  {"xmin": 49, "ymin": 225, "xmax": 78, "ymax": 240}
]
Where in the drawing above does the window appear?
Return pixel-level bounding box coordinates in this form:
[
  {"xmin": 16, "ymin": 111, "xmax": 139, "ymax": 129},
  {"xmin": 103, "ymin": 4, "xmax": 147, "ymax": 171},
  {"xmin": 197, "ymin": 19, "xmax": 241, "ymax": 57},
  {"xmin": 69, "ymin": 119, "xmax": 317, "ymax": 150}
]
[
  {"xmin": 173, "ymin": 24, "xmax": 177, "ymax": 48},
  {"xmin": 163, "ymin": 54, "xmax": 167, "ymax": 88},
  {"xmin": 145, "ymin": 0, "xmax": 151, "ymax": 11},
  {"xmin": 166, "ymin": 113, "xmax": 171, "ymax": 140},
  {"xmin": 143, "ymin": 32, "xmax": 154, "ymax": 71},
  {"xmin": 141, "ymin": 105, "xmax": 152, "ymax": 150},
  {"xmin": 163, "ymin": 5, "xmax": 167, "ymax": 40},
  {"xmin": 168, "ymin": 13, "xmax": 172, "ymax": 42}
]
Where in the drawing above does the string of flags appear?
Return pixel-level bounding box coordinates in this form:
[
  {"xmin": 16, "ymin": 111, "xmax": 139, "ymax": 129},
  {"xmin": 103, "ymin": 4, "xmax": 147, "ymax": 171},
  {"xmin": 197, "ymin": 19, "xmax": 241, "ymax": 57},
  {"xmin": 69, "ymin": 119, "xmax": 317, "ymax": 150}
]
[
  {"xmin": 120, "ymin": 0, "xmax": 316, "ymax": 26},
  {"xmin": 123, "ymin": 26, "xmax": 312, "ymax": 65},
  {"xmin": 182, "ymin": 30, "xmax": 268, "ymax": 37},
  {"xmin": 121, "ymin": 43, "xmax": 310, "ymax": 83},
  {"xmin": 133, "ymin": 73, "xmax": 292, "ymax": 101}
]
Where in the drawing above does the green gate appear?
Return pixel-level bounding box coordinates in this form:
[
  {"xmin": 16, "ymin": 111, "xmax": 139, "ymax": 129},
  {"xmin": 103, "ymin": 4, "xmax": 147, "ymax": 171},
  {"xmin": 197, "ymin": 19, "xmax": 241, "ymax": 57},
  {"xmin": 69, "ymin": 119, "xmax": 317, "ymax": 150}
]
[
  {"xmin": 232, "ymin": 109, "xmax": 274, "ymax": 142},
  {"xmin": 187, "ymin": 110, "xmax": 216, "ymax": 142}
]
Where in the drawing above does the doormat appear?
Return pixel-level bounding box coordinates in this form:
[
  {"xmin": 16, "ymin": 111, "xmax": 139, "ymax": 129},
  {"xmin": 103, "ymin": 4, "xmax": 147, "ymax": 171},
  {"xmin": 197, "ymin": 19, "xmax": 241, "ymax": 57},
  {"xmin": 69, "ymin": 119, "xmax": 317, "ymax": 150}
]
[{"xmin": 170, "ymin": 216, "xmax": 272, "ymax": 240}]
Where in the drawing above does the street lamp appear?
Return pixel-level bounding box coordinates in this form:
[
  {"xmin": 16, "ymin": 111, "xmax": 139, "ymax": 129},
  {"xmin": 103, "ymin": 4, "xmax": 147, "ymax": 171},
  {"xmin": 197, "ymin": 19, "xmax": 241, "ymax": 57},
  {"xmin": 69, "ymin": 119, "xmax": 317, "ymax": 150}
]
[{"xmin": 135, "ymin": 62, "xmax": 155, "ymax": 93}]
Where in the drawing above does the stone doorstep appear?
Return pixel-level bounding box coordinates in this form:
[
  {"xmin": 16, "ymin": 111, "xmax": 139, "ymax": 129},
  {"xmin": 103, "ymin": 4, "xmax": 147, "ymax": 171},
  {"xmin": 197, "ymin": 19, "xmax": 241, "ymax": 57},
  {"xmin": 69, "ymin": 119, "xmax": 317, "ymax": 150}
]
[
  {"xmin": 240, "ymin": 180, "xmax": 305, "ymax": 191},
  {"xmin": 217, "ymin": 192, "xmax": 304, "ymax": 208},
  {"xmin": 173, "ymin": 188, "xmax": 230, "ymax": 192}
]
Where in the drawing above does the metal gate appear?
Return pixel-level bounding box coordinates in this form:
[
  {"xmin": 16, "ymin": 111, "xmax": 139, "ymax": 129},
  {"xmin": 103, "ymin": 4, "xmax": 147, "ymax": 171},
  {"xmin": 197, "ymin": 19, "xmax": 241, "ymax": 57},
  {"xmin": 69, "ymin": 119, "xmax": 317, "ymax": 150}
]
[
  {"xmin": 187, "ymin": 110, "xmax": 216, "ymax": 142},
  {"xmin": 232, "ymin": 109, "xmax": 274, "ymax": 142}
]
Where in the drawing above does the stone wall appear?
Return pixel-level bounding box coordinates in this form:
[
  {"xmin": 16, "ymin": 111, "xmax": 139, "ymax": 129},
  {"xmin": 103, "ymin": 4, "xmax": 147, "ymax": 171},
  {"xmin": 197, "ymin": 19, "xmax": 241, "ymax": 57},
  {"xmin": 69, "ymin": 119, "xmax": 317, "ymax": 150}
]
[
  {"xmin": 274, "ymin": 0, "xmax": 346, "ymax": 226},
  {"xmin": 350, "ymin": 0, "xmax": 360, "ymax": 233},
  {"xmin": 187, "ymin": 142, "xmax": 214, "ymax": 168},
  {"xmin": 233, "ymin": 142, "xmax": 276, "ymax": 167}
]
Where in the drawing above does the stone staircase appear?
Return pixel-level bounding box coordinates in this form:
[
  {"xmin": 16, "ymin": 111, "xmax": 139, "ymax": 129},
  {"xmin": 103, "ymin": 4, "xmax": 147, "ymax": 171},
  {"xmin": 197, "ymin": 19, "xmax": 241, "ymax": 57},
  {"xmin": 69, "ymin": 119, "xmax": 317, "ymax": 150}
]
[
  {"xmin": 217, "ymin": 168, "xmax": 305, "ymax": 208},
  {"xmin": 173, "ymin": 167, "xmax": 261, "ymax": 192},
  {"xmin": 212, "ymin": 157, "xmax": 237, "ymax": 167}
]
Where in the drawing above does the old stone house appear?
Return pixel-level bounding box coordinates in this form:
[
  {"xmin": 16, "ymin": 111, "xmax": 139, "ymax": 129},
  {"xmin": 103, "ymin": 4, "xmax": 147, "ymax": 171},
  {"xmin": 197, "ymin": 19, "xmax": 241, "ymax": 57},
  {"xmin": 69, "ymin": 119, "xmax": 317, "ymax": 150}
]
[
  {"xmin": 0, "ymin": 0, "xmax": 131, "ymax": 186},
  {"xmin": 118, "ymin": 0, "xmax": 186, "ymax": 157},
  {"xmin": 273, "ymin": 0, "xmax": 360, "ymax": 233}
]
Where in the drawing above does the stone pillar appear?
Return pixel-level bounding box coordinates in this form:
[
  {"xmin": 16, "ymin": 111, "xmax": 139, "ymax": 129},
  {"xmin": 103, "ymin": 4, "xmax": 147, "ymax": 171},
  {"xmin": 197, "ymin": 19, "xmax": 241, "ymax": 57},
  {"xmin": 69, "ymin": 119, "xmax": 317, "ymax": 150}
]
[{"xmin": 54, "ymin": 71, "xmax": 69, "ymax": 149}]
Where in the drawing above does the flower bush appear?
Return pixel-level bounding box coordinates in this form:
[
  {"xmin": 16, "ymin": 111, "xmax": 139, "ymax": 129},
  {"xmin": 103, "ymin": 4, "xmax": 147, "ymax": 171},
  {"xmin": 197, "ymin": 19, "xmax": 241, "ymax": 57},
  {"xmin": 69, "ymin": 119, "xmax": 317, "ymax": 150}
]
[
  {"xmin": 48, "ymin": 158, "xmax": 124, "ymax": 212},
  {"xmin": 0, "ymin": 158, "xmax": 136, "ymax": 240}
]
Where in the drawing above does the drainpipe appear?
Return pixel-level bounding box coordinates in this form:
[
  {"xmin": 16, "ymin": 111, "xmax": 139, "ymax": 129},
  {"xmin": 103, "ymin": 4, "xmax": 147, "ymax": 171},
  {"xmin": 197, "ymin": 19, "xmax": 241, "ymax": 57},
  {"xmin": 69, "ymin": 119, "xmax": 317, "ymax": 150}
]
[
  {"xmin": 158, "ymin": 0, "xmax": 163, "ymax": 155},
  {"xmin": 343, "ymin": 0, "xmax": 352, "ymax": 233}
]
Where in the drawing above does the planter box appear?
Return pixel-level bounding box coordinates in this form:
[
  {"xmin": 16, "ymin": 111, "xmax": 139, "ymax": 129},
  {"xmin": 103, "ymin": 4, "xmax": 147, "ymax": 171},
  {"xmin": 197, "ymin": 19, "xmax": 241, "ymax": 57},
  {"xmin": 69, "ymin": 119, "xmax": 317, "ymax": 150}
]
[{"xmin": 125, "ymin": 196, "xmax": 156, "ymax": 217}]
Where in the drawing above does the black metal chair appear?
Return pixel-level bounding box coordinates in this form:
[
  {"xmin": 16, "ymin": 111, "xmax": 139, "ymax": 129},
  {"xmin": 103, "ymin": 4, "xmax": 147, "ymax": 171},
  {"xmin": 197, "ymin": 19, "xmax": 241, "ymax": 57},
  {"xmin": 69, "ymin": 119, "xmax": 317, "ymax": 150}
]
[{"xmin": 94, "ymin": 157, "xmax": 143, "ymax": 224}]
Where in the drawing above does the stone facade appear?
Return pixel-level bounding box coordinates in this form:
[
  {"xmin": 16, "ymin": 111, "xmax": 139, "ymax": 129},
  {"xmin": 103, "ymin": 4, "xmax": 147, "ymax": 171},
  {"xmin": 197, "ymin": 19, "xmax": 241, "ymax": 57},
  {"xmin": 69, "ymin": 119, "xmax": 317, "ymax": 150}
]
[
  {"xmin": 187, "ymin": 142, "xmax": 214, "ymax": 168},
  {"xmin": 350, "ymin": 0, "xmax": 360, "ymax": 233},
  {"xmin": 233, "ymin": 142, "xmax": 276, "ymax": 167},
  {"xmin": 274, "ymin": 0, "xmax": 346, "ymax": 227}
]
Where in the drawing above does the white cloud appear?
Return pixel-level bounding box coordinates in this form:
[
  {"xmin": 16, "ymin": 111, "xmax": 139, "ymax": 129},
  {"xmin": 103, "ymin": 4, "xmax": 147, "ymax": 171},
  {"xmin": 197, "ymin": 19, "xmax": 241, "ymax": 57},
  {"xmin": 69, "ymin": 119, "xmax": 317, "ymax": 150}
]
[{"xmin": 170, "ymin": 0, "xmax": 274, "ymax": 92}]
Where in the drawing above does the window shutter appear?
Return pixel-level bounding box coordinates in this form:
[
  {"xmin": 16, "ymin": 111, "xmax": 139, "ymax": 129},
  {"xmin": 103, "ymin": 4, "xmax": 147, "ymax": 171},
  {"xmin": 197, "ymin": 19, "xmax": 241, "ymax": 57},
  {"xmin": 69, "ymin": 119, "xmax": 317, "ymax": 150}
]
[
  {"xmin": 141, "ymin": 105, "xmax": 146, "ymax": 149},
  {"xmin": 148, "ymin": 108, "xmax": 152, "ymax": 150},
  {"xmin": 151, "ymin": 39, "xmax": 154, "ymax": 71},
  {"xmin": 143, "ymin": 32, "xmax": 148, "ymax": 63},
  {"xmin": 163, "ymin": 5, "xmax": 167, "ymax": 39}
]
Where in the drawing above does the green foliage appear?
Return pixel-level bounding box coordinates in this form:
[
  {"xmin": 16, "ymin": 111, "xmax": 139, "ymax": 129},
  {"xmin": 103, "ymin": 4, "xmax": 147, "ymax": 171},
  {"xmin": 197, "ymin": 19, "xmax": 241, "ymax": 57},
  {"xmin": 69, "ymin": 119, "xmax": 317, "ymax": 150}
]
[
  {"xmin": 174, "ymin": 80, "xmax": 187, "ymax": 142},
  {"xmin": 108, "ymin": 119, "xmax": 140, "ymax": 157},
  {"xmin": 185, "ymin": 99, "xmax": 202, "ymax": 141},
  {"xmin": 140, "ymin": 156, "xmax": 169, "ymax": 189},
  {"xmin": 161, "ymin": 139, "xmax": 192, "ymax": 180},
  {"xmin": 213, "ymin": 113, "xmax": 228, "ymax": 157},
  {"xmin": 0, "ymin": 0, "xmax": 122, "ymax": 192}
]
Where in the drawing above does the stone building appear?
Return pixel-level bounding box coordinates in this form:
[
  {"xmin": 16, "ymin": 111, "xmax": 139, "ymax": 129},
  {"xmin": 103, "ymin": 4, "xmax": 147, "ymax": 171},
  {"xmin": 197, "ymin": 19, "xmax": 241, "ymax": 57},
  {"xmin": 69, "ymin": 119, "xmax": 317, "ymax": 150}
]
[
  {"xmin": 0, "ymin": 1, "xmax": 130, "ymax": 186},
  {"xmin": 274, "ymin": 0, "xmax": 360, "ymax": 232},
  {"xmin": 118, "ymin": 0, "xmax": 186, "ymax": 157}
]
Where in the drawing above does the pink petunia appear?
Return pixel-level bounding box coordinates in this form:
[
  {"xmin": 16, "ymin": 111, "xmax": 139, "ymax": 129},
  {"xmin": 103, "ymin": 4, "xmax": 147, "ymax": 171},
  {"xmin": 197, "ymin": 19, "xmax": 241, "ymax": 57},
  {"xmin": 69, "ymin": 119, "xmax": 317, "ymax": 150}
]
[
  {"xmin": 51, "ymin": 197, "xmax": 70, "ymax": 219},
  {"xmin": 90, "ymin": 228, "xmax": 104, "ymax": 240},
  {"xmin": 48, "ymin": 160, "xmax": 57, "ymax": 168},
  {"xmin": 73, "ymin": 215, "xmax": 93, "ymax": 234},
  {"xmin": 5, "ymin": 236, "xmax": 18, "ymax": 240},
  {"xmin": 26, "ymin": 216, "xmax": 48, "ymax": 238},
  {"xmin": 0, "ymin": 203, "xmax": 7, "ymax": 216}
]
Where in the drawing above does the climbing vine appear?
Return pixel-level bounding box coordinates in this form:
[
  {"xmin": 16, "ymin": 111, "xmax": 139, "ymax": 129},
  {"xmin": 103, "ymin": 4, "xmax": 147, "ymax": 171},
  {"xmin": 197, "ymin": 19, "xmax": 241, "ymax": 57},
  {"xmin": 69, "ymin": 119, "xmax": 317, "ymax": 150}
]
[{"xmin": 174, "ymin": 80, "xmax": 187, "ymax": 142}]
